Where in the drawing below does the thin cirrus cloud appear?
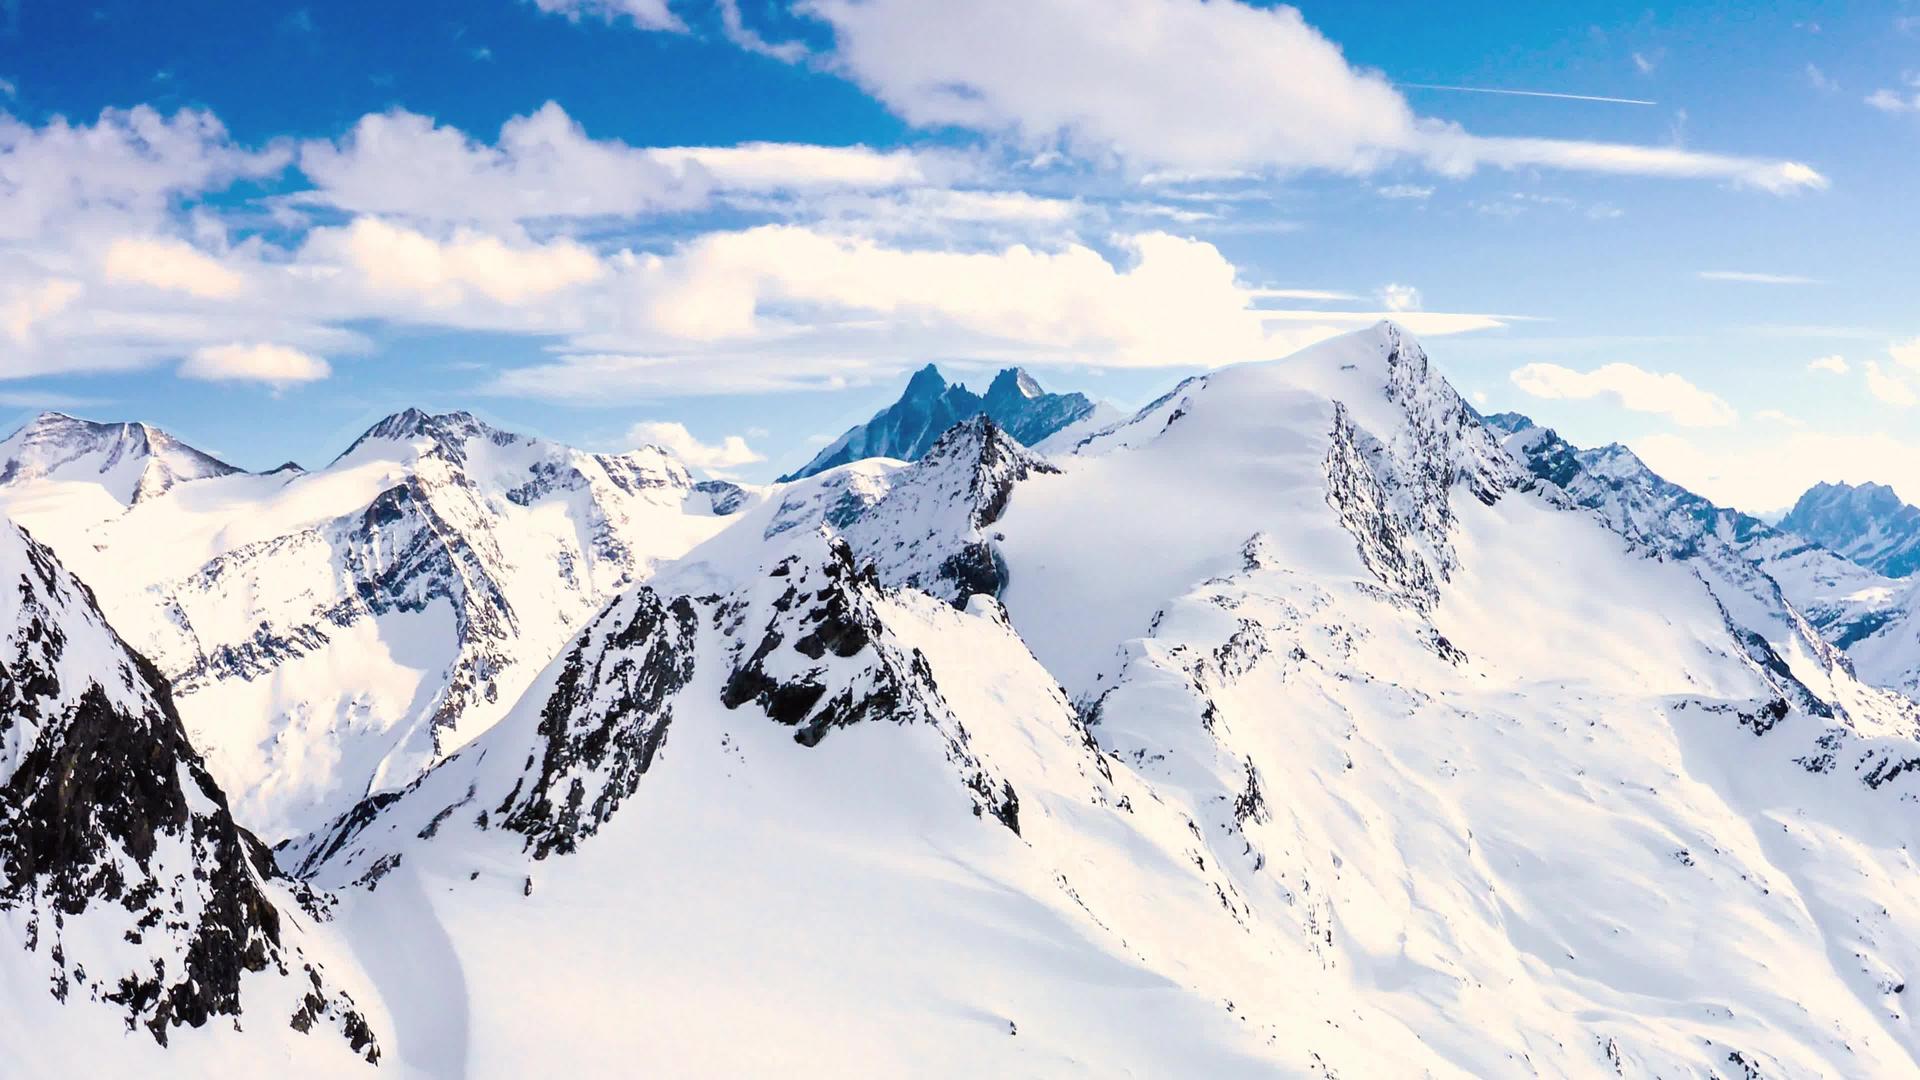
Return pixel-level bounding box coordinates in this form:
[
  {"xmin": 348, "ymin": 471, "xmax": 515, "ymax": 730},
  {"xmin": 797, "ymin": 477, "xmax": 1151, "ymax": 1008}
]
[
  {"xmin": 1697, "ymin": 270, "xmax": 1821, "ymax": 285},
  {"xmin": 179, "ymin": 342, "xmax": 331, "ymax": 387},
  {"xmin": 1510, "ymin": 361, "xmax": 1737, "ymax": 426},
  {"xmin": 788, "ymin": 0, "xmax": 1826, "ymax": 192}
]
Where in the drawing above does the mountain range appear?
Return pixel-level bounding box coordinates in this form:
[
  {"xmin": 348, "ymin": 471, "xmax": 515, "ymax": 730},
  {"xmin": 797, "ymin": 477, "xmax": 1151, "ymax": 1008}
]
[
  {"xmin": 776, "ymin": 363, "xmax": 1112, "ymax": 481},
  {"xmin": 8, "ymin": 324, "xmax": 1920, "ymax": 1076}
]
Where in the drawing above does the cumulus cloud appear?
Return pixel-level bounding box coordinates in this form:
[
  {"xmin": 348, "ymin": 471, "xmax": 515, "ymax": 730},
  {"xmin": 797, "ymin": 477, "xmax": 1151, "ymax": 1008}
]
[
  {"xmin": 1866, "ymin": 361, "xmax": 1918, "ymax": 407},
  {"xmin": 529, "ymin": 0, "xmax": 682, "ymax": 31},
  {"xmin": 1892, "ymin": 337, "xmax": 1920, "ymax": 371},
  {"xmin": 179, "ymin": 342, "xmax": 330, "ymax": 386},
  {"xmin": 1510, "ymin": 361, "xmax": 1737, "ymax": 426},
  {"xmin": 2, "ymin": 278, "xmax": 82, "ymax": 344},
  {"xmin": 1378, "ymin": 283, "xmax": 1420, "ymax": 312},
  {"xmin": 303, "ymin": 217, "xmax": 605, "ymax": 305},
  {"xmin": 797, "ymin": 0, "xmax": 1826, "ymax": 191},
  {"xmin": 0, "ymin": 106, "xmax": 287, "ymax": 239},
  {"xmin": 625, "ymin": 420, "xmax": 765, "ymax": 473},
  {"xmin": 297, "ymin": 105, "xmax": 707, "ymax": 222},
  {"xmin": 295, "ymin": 104, "xmax": 956, "ymax": 224},
  {"xmin": 1807, "ymin": 354, "xmax": 1849, "ymax": 375},
  {"xmin": 102, "ymin": 236, "xmax": 245, "ymax": 298}
]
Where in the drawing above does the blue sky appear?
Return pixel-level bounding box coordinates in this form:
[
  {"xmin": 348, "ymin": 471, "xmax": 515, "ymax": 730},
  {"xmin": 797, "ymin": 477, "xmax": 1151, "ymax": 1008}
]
[{"xmin": 1, "ymin": 0, "xmax": 1917, "ymax": 508}]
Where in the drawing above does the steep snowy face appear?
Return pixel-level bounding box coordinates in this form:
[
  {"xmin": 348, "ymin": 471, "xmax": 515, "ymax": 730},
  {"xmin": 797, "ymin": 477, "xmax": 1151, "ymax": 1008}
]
[
  {"xmin": 1494, "ymin": 413, "xmax": 1920, "ymax": 725},
  {"xmin": 839, "ymin": 415, "xmax": 1059, "ymax": 605},
  {"xmin": 777, "ymin": 363, "xmax": 1096, "ymax": 481},
  {"xmin": 1781, "ymin": 480, "xmax": 1920, "ymax": 578},
  {"xmin": 0, "ymin": 412, "xmax": 242, "ymax": 509},
  {"xmin": 0, "ymin": 520, "xmax": 377, "ymax": 1069},
  {"xmin": 987, "ymin": 323, "xmax": 1920, "ymax": 1073},
  {"xmin": 281, "ymin": 532, "xmax": 1355, "ymax": 1076},
  {"xmin": 0, "ymin": 409, "xmax": 757, "ymax": 842}
]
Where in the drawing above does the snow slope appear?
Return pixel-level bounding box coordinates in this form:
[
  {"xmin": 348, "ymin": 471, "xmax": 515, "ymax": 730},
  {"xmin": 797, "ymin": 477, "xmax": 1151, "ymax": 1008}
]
[
  {"xmin": 0, "ymin": 519, "xmax": 380, "ymax": 1076},
  {"xmin": 0, "ymin": 409, "xmax": 756, "ymax": 841},
  {"xmin": 226, "ymin": 323, "xmax": 1920, "ymax": 1077}
]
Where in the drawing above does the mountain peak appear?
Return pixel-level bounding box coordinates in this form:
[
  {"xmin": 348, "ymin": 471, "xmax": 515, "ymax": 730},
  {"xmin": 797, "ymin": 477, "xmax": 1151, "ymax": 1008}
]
[
  {"xmin": 1781, "ymin": 479, "xmax": 1920, "ymax": 577},
  {"xmin": 334, "ymin": 408, "xmax": 501, "ymax": 466},
  {"xmin": 902, "ymin": 363, "xmax": 949, "ymax": 401},
  {"xmin": 779, "ymin": 363, "xmax": 1097, "ymax": 482},
  {"xmin": 0, "ymin": 411, "xmax": 242, "ymax": 505}
]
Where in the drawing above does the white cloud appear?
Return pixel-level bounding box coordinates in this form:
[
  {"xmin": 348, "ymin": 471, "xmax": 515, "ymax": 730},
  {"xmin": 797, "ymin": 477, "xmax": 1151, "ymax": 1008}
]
[
  {"xmin": 1509, "ymin": 361, "xmax": 1736, "ymax": 426},
  {"xmin": 296, "ymin": 104, "xmax": 958, "ymax": 224},
  {"xmin": 797, "ymin": 0, "xmax": 1826, "ymax": 191},
  {"xmin": 717, "ymin": 0, "xmax": 808, "ymax": 60},
  {"xmin": 1696, "ymin": 269, "xmax": 1820, "ymax": 285},
  {"xmin": 1807, "ymin": 354, "xmax": 1849, "ymax": 375},
  {"xmin": 1635, "ymin": 429, "xmax": 1920, "ymax": 512},
  {"xmin": 1753, "ymin": 408, "xmax": 1805, "ymax": 427},
  {"xmin": 1378, "ymin": 283, "xmax": 1420, "ymax": 312},
  {"xmin": 1375, "ymin": 183, "xmax": 1433, "ymax": 200},
  {"xmin": 625, "ymin": 420, "xmax": 765, "ymax": 473},
  {"xmin": 1891, "ymin": 337, "xmax": 1920, "ymax": 371},
  {"xmin": 649, "ymin": 141, "xmax": 939, "ymax": 191},
  {"xmin": 2, "ymin": 279, "xmax": 82, "ymax": 344},
  {"xmin": 1867, "ymin": 361, "xmax": 1918, "ymax": 407},
  {"xmin": 179, "ymin": 342, "xmax": 330, "ymax": 386},
  {"xmin": 102, "ymin": 236, "xmax": 245, "ymax": 299},
  {"xmin": 303, "ymin": 217, "xmax": 605, "ymax": 305},
  {"xmin": 1866, "ymin": 88, "xmax": 1920, "ymax": 113},
  {"xmin": 1806, "ymin": 64, "xmax": 1839, "ymax": 93},
  {"xmin": 0, "ymin": 106, "xmax": 287, "ymax": 240},
  {"xmin": 529, "ymin": 0, "xmax": 682, "ymax": 31},
  {"xmin": 297, "ymin": 105, "xmax": 707, "ymax": 222}
]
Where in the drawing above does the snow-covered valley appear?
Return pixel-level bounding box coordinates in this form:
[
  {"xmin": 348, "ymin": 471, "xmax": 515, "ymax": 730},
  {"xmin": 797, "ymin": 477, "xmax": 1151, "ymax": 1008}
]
[{"xmin": 8, "ymin": 325, "xmax": 1920, "ymax": 1077}]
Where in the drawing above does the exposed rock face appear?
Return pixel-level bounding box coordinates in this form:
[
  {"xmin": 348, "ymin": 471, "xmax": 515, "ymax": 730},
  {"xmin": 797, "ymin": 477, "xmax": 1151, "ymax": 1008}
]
[
  {"xmin": 1780, "ymin": 480, "xmax": 1920, "ymax": 578},
  {"xmin": 778, "ymin": 363, "xmax": 1095, "ymax": 481},
  {"xmin": 839, "ymin": 415, "xmax": 1059, "ymax": 606},
  {"xmin": 0, "ymin": 412, "xmax": 243, "ymax": 506},
  {"xmin": 0, "ymin": 519, "xmax": 375, "ymax": 1059},
  {"xmin": 0, "ymin": 407, "xmax": 757, "ymax": 843}
]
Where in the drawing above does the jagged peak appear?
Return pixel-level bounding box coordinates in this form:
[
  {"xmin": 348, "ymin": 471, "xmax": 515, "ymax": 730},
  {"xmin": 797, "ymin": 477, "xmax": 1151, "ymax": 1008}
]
[
  {"xmin": 985, "ymin": 366, "xmax": 1044, "ymax": 402},
  {"xmin": 333, "ymin": 407, "xmax": 508, "ymax": 465},
  {"xmin": 902, "ymin": 362, "xmax": 950, "ymax": 400}
]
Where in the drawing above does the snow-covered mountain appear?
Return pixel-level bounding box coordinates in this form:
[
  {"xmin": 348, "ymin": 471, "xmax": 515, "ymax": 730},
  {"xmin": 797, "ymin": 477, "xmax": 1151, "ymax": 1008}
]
[
  {"xmin": 0, "ymin": 412, "xmax": 246, "ymax": 519},
  {"xmin": 0, "ymin": 409, "xmax": 757, "ymax": 842},
  {"xmin": 1489, "ymin": 411, "xmax": 1920, "ymax": 706},
  {"xmin": 15, "ymin": 324, "xmax": 1920, "ymax": 1076},
  {"xmin": 777, "ymin": 363, "xmax": 1099, "ymax": 481},
  {"xmin": 0, "ymin": 520, "xmax": 378, "ymax": 1075},
  {"xmin": 1780, "ymin": 480, "xmax": 1920, "ymax": 578}
]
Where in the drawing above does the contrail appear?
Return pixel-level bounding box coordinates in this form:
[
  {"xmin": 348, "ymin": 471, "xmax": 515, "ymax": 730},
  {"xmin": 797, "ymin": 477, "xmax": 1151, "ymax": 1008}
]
[{"xmin": 1398, "ymin": 83, "xmax": 1657, "ymax": 106}]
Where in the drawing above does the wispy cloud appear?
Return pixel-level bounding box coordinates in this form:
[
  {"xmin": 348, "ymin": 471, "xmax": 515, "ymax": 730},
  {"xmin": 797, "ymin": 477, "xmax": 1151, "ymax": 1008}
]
[
  {"xmin": 1807, "ymin": 354, "xmax": 1849, "ymax": 375},
  {"xmin": 1697, "ymin": 270, "xmax": 1820, "ymax": 285},
  {"xmin": 1399, "ymin": 82, "xmax": 1656, "ymax": 106}
]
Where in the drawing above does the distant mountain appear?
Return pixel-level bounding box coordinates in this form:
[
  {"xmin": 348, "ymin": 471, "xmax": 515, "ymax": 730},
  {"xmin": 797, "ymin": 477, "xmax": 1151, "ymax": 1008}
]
[
  {"xmin": 0, "ymin": 407, "xmax": 759, "ymax": 842},
  {"xmin": 0, "ymin": 412, "xmax": 243, "ymax": 506},
  {"xmin": 1487, "ymin": 411, "xmax": 1920, "ymax": 702},
  {"xmin": 777, "ymin": 364, "xmax": 1097, "ymax": 481},
  {"xmin": 1780, "ymin": 480, "xmax": 1920, "ymax": 578}
]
